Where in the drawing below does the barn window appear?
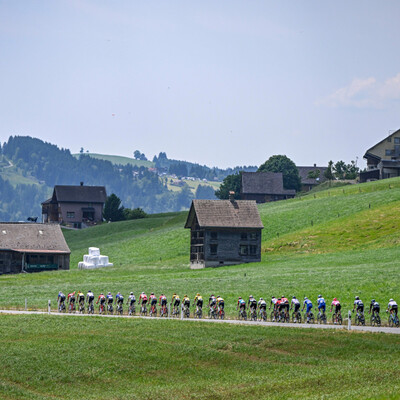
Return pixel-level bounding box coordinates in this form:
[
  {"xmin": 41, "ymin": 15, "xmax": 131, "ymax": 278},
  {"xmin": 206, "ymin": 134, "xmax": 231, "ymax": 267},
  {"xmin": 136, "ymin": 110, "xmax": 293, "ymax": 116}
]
[
  {"xmin": 249, "ymin": 232, "xmax": 257, "ymax": 241},
  {"xmin": 210, "ymin": 244, "xmax": 218, "ymax": 255},
  {"xmin": 67, "ymin": 212, "xmax": 75, "ymax": 218},
  {"xmin": 211, "ymin": 231, "xmax": 218, "ymax": 240},
  {"xmin": 239, "ymin": 245, "xmax": 248, "ymax": 255},
  {"xmin": 241, "ymin": 232, "xmax": 247, "ymax": 240},
  {"xmin": 395, "ymin": 137, "xmax": 400, "ymax": 144},
  {"xmin": 249, "ymin": 245, "xmax": 257, "ymax": 255}
]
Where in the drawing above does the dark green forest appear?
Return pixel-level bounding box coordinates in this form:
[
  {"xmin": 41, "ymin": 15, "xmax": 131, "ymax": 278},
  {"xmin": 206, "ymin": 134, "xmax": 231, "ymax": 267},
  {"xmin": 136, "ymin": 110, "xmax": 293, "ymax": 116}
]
[{"xmin": 0, "ymin": 136, "xmax": 256, "ymax": 222}]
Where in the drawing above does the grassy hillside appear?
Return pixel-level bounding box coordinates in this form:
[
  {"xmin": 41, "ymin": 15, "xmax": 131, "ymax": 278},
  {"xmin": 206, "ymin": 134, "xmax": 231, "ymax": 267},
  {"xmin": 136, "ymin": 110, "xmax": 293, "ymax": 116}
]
[
  {"xmin": 72, "ymin": 153, "xmax": 154, "ymax": 168},
  {"xmin": 1, "ymin": 178, "xmax": 400, "ymax": 317},
  {"xmin": 1, "ymin": 314, "xmax": 399, "ymax": 400}
]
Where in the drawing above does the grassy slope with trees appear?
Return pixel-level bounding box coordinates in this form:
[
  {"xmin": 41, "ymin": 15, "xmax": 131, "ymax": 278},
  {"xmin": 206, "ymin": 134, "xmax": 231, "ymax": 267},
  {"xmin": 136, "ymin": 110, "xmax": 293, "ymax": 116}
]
[{"xmin": 1, "ymin": 178, "xmax": 400, "ymax": 399}]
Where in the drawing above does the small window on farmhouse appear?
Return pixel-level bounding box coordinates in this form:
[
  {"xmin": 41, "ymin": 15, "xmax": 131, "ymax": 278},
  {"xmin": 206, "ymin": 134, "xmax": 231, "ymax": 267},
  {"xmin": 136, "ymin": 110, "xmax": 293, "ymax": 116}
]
[
  {"xmin": 67, "ymin": 212, "xmax": 75, "ymax": 218},
  {"xmin": 210, "ymin": 244, "xmax": 218, "ymax": 255},
  {"xmin": 249, "ymin": 232, "xmax": 257, "ymax": 241},
  {"xmin": 199, "ymin": 231, "xmax": 204, "ymax": 238},
  {"xmin": 211, "ymin": 231, "xmax": 218, "ymax": 240},
  {"xmin": 249, "ymin": 245, "xmax": 257, "ymax": 255},
  {"xmin": 241, "ymin": 232, "xmax": 247, "ymax": 240},
  {"xmin": 387, "ymin": 137, "xmax": 392, "ymax": 142},
  {"xmin": 395, "ymin": 138, "xmax": 400, "ymax": 144},
  {"xmin": 239, "ymin": 245, "xmax": 248, "ymax": 256}
]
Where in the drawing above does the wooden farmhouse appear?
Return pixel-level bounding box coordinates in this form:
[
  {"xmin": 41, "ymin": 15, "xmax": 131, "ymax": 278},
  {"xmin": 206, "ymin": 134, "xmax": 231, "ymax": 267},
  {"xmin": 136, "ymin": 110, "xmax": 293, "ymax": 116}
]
[
  {"xmin": 360, "ymin": 128, "xmax": 400, "ymax": 182},
  {"xmin": 297, "ymin": 165, "xmax": 327, "ymax": 192},
  {"xmin": 42, "ymin": 183, "xmax": 107, "ymax": 229},
  {"xmin": 184, "ymin": 196, "xmax": 264, "ymax": 268},
  {"xmin": 0, "ymin": 223, "xmax": 70, "ymax": 275},
  {"xmin": 240, "ymin": 172, "xmax": 295, "ymax": 203}
]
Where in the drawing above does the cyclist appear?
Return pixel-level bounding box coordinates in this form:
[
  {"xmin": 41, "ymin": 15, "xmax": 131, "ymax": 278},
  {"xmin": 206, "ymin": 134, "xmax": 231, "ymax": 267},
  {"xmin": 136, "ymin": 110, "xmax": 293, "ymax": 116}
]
[
  {"xmin": 149, "ymin": 292, "xmax": 157, "ymax": 313},
  {"xmin": 302, "ymin": 297, "xmax": 313, "ymax": 323},
  {"xmin": 106, "ymin": 292, "xmax": 113, "ymax": 312},
  {"xmin": 290, "ymin": 296, "xmax": 301, "ymax": 320},
  {"xmin": 77, "ymin": 291, "xmax": 85, "ymax": 310},
  {"xmin": 194, "ymin": 293, "xmax": 203, "ymax": 312},
  {"xmin": 209, "ymin": 294, "xmax": 217, "ymax": 308},
  {"xmin": 86, "ymin": 290, "xmax": 94, "ymax": 305},
  {"xmin": 369, "ymin": 299, "xmax": 380, "ymax": 317},
  {"xmin": 67, "ymin": 291, "xmax": 76, "ymax": 311},
  {"xmin": 330, "ymin": 298, "xmax": 341, "ymax": 314},
  {"xmin": 115, "ymin": 292, "xmax": 124, "ymax": 310},
  {"xmin": 317, "ymin": 295, "xmax": 326, "ymax": 315},
  {"xmin": 216, "ymin": 295, "xmax": 224, "ymax": 313},
  {"xmin": 128, "ymin": 292, "xmax": 136, "ymax": 312},
  {"xmin": 387, "ymin": 298, "xmax": 398, "ymax": 316},
  {"xmin": 281, "ymin": 296, "xmax": 290, "ymax": 319},
  {"xmin": 248, "ymin": 295, "xmax": 257, "ymax": 312},
  {"xmin": 57, "ymin": 291, "xmax": 66, "ymax": 311},
  {"xmin": 159, "ymin": 293, "xmax": 167, "ymax": 315},
  {"xmin": 139, "ymin": 292, "xmax": 148, "ymax": 314},
  {"xmin": 258, "ymin": 297, "xmax": 267, "ymax": 318},
  {"xmin": 171, "ymin": 293, "xmax": 180, "ymax": 313},
  {"xmin": 182, "ymin": 294, "xmax": 190, "ymax": 309},
  {"xmin": 237, "ymin": 296, "xmax": 246, "ymax": 315},
  {"xmin": 96, "ymin": 293, "xmax": 106, "ymax": 313},
  {"xmin": 270, "ymin": 296, "xmax": 278, "ymax": 321},
  {"xmin": 353, "ymin": 296, "xmax": 364, "ymax": 313}
]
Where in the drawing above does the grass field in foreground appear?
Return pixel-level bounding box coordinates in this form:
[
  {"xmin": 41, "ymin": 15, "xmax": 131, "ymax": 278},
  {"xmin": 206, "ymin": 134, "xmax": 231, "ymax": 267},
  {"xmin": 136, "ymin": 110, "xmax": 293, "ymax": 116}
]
[{"xmin": 0, "ymin": 314, "xmax": 399, "ymax": 400}]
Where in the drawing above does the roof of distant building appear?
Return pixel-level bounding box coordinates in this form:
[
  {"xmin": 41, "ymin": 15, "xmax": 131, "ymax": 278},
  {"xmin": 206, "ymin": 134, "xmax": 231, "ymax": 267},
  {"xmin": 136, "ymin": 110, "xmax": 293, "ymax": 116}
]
[
  {"xmin": 184, "ymin": 199, "xmax": 264, "ymax": 229},
  {"xmin": 297, "ymin": 166, "xmax": 328, "ymax": 185},
  {"xmin": 241, "ymin": 172, "xmax": 296, "ymax": 195},
  {"xmin": 45, "ymin": 185, "xmax": 107, "ymax": 204}
]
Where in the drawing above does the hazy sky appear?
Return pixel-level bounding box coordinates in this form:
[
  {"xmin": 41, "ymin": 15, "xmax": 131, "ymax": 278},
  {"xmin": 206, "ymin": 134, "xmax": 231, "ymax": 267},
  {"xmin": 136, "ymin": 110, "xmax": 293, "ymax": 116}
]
[{"xmin": 1, "ymin": 1, "xmax": 399, "ymax": 168}]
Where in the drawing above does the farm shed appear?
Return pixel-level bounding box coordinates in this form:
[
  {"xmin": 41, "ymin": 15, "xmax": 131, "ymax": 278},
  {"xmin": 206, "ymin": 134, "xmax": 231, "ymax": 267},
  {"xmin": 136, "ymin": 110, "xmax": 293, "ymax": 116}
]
[
  {"xmin": 184, "ymin": 196, "xmax": 264, "ymax": 268},
  {"xmin": 0, "ymin": 223, "xmax": 70, "ymax": 274}
]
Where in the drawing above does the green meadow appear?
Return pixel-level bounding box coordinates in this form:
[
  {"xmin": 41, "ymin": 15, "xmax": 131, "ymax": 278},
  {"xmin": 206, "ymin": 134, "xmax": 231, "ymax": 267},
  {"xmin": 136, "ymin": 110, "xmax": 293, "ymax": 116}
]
[{"xmin": 1, "ymin": 178, "xmax": 400, "ymax": 399}]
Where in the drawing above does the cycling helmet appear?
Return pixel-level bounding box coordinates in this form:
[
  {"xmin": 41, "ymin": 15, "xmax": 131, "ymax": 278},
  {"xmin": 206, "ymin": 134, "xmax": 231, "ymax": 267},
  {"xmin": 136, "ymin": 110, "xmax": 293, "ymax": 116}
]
[
  {"xmin": 130, "ymin": 292, "xmax": 133, "ymax": 295},
  {"xmin": 249, "ymin": 295, "xmax": 253, "ymax": 298},
  {"xmin": 390, "ymin": 298, "xmax": 394, "ymax": 302},
  {"xmin": 238, "ymin": 296, "xmax": 242, "ymax": 299},
  {"xmin": 371, "ymin": 299, "xmax": 375, "ymax": 302},
  {"xmin": 292, "ymin": 296, "xmax": 296, "ymax": 299},
  {"xmin": 108, "ymin": 292, "xmax": 111, "ymax": 295},
  {"xmin": 197, "ymin": 293, "xmax": 200, "ymax": 296},
  {"xmin": 260, "ymin": 297, "xmax": 263, "ymax": 301},
  {"xmin": 355, "ymin": 296, "xmax": 360, "ymax": 300},
  {"xmin": 271, "ymin": 296, "xmax": 276, "ymax": 299},
  {"xmin": 333, "ymin": 298, "xmax": 337, "ymax": 301},
  {"xmin": 278, "ymin": 297, "xmax": 281, "ymax": 300},
  {"xmin": 151, "ymin": 292, "xmax": 154, "ymax": 295},
  {"xmin": 173, "ymin": 293, "xmax": 176, "ymax": 295},
  {"xmin": 318, "ymin": 295, "xmax": 322, "ymax": 298},
  {"xmin": 304, "ymin": 297, "xmax": 308, "ymax": 300},
  {"xmin": 100, "ymin": 293, "xmax": 103, "ymax": 295}
]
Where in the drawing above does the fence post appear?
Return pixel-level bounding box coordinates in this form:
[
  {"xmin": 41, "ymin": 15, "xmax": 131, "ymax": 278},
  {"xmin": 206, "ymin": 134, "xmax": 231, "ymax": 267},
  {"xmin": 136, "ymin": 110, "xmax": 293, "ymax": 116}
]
[
  {"xmin": 347, "ymin": 310, "xmax": 351, "ymax": 330},
  {"xmin": 25, "ymin": 298, "xmax": 27, "ymax": 311},
  {"xmin": 48, "ymin": 300, "xmax": 51, "ymax": 314}
]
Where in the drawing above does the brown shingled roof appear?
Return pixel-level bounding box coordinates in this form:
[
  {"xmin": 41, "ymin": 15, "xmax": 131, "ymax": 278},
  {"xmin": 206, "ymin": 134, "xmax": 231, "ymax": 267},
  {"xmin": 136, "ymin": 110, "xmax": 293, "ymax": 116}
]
[
  {"xmin": 54, "ymin": 185, "xmax": 107, "ymax": 203},
  {"xmin": 0, "ymin": 223, "xmax": 70, "ymax": 253},
  {"xmin": 241, "ymin": 172, "xmax": 296, "ymax": 196},
  {"xmin": 297, "ymin": 166, "xmax": 327, "ymax": 185},
  {"xmin": 184, "ymin": 200, "xmax": 264, "ymax": 229}
]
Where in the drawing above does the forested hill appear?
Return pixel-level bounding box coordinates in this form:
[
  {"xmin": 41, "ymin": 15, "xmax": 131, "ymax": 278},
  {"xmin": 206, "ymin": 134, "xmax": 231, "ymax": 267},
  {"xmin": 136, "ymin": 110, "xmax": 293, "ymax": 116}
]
[{"xmin": 0, "ymin": 136, "xmax": 255, "ymax": 221}]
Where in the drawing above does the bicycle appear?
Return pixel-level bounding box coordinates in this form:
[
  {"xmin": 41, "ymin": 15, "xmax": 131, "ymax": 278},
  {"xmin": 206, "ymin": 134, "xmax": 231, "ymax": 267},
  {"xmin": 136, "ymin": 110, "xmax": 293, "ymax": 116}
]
[
  {"xmin": 149, "ymin": 304, "xmax": 157, "ymax": 317},
  {"xmin": 238, "ymin": 308, "xmax": 247, "ymax": 320},
  {"xmin": 304, "ymin": 311, "xmax": 315, "ymax": 324},
  {"xmin": 183, "ymin": 304, "xmax": 190, "ymax": 318},
  {"xmin": 258, "ymin": 308, "xmax": 267, "ymax": 322},
  {"xmin": 388, "ymin": 311, "xmax": 399, "ymax": 328},
  {"xmin": 107, "ymin": 303, "xmax": 113, "ymax": 315},
  {"xmin": 78, "ymin": 302, "xmax": 85, "ymax": 314},
  {"xmin": 128, "ymin": 303, "xmax": 136, "ymax": 316},
  {"xmin": 370, "ymin": 311, "xmax": 381, "ymax": 327},
  {"xmin": 317, "ymin": 310, "xmax": 327, "ymax": 324},
  {"xmin": 87, "ymin": 303, "xmax": 94, "ymax": 315},
  {"xmin": 98, "ymin": 303, "xmax": 105, "ymax": 315},
  {"xmin": 270, "ymin": 309, "xmax": 278, "ymax": 322},
  {"xmin": 354, "ymin": 311, "xmax": 365, "ymax": 326},
  {"xmin": 291, "ymin": 310, "xmax": 302, "ymax": 323},
  {"xmin": 140, "ymin": 304, "xmax": 147, "ymax": 316},
  {"xmin": 217, "ymin": 307, "xmax": 225, "ymax": 320},
  {"xmin": 332, "ymin": 311, "xmax": 342, "ymax": 325},
  {"xmin": 116, "ymin": 304, "xmax": 123, "ymax": 316},
  {"xmin": 68, "ymin": 302, "xmax": 76, "ymax": 314},
  {"xmin": 208, "ymin": 305, "xmax": 217, "ymax": 319},
  {"xmin": 160, "ymin": 305, "xmax": 168, "ymax": 317},
  {"xmin": 194, "ymin": 305, "xmax": 202, "ymax": 319},
  {"xmin": 249, "ymin": 308, "xmax": 257, "ymax": 322},
  {"xmin": 58, "ymin": 301, "xmax": 66, "ymax": 313},
  {"xmin": 171, "ymin": 304, "xmax": 179, "ymax": 318},
  {"xmin": 278, "ymin": 310, "xmax": 289, "ymax": 323}
]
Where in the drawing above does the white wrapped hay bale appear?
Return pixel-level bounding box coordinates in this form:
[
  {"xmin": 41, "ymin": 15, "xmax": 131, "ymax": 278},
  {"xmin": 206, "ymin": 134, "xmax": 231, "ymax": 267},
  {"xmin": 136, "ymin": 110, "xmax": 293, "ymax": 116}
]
[
  {"xmin": 88, "ymin": 247, "xmax": 100, "ymax": 256},
  {"xmin": 78, "ymin": 248, "xmax": 113, "ymax": 269}
]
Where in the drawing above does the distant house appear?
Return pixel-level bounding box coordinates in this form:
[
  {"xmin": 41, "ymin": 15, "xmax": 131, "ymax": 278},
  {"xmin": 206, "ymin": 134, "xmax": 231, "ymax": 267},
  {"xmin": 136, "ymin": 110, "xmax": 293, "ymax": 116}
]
[
  {"xmin": 360, "ymin": 129, "xmax": 400, "ymax": 182},
  {"xmin": 297, "ymin": 165, "xmax": 327, "ymax": 192},
  {"xmin": 184, "ymin": 196, "xmax": 264, "ymax": 269},
  {"xmin": 0, "ymin": 223, "xmax": 70, "ymax": 274},
  {"xmin": 240, "ymin": 172, "xmax": 296, "ymax": 203},
  {"xmin": 42, "ymin": 183, "xmax": 107, "ymax": 229}
]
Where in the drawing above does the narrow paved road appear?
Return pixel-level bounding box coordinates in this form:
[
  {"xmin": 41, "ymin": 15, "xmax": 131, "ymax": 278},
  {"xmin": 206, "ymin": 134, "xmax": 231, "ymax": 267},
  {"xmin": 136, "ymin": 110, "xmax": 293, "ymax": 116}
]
[{"xmin": 1, "ymin": 309, "xmax": 399, "ymax": 335}]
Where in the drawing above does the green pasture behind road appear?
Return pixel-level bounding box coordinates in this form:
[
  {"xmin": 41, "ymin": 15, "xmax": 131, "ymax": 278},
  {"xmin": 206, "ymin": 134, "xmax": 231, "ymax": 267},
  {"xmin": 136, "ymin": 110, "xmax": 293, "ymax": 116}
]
[
  {"xmin": 0, "ymin": 314, "xmax": 399, "ymax": 400},
  {"xmin": 72, "ymin": 152, "xmax": 154, "ymax": 167}
]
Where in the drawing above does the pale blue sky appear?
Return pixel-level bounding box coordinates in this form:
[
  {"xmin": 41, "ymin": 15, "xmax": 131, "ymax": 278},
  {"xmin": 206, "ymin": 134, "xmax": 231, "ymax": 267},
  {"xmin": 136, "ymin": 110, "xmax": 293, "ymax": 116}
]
[{"xmin": 1, "ymin": 1, "xmax": 399, "ymax": 168}]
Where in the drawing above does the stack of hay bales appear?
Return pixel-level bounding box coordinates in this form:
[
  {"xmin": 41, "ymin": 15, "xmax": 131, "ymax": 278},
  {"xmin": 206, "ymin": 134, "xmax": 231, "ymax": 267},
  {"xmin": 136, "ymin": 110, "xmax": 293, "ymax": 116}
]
[{"xmin": 78, "ymin": 247, "xmax": 113, "ymax": 270}]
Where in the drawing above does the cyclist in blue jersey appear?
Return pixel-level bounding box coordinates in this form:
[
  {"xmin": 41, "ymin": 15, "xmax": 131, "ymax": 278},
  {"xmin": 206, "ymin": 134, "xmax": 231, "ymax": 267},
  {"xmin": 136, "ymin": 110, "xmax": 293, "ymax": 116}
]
[
  {"xmin": 317, "ymin": 295, "xmax": 326, "ymax": 313},
  {"xmin": 302, "ymin": 297, "xmax": 313, "ymax": 322}
]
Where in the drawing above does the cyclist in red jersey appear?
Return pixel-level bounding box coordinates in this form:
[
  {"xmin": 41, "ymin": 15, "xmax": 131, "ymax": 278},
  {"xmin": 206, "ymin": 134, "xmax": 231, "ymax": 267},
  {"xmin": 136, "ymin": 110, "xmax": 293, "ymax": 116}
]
[{"xmin": 139, "ymin": 292, "xmax": 148, "ymax": 305}]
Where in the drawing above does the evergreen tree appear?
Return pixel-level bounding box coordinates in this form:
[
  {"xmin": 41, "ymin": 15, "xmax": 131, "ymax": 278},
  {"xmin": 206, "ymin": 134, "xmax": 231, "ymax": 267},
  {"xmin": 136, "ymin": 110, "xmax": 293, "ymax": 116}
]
[{"xmin": 103, "ymin": 194, "xmax": 125, "ymax": 222}]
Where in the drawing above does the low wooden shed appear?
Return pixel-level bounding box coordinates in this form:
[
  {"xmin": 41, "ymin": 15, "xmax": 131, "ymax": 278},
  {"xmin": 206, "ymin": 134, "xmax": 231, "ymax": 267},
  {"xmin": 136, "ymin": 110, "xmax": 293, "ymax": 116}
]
[
  {"xmin": 184, "ymin": 197, "xmax": 264, "ymax": 268},
  {"xmin": 0, "ymin": 223, "xmax": 70, "ymax": 274}
]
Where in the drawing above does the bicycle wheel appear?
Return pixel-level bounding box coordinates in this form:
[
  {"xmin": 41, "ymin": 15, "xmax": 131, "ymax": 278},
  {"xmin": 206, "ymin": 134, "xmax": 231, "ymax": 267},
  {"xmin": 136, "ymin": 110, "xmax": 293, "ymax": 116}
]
[
  {"xmin": 270, "ymin": 311, "xmax": 275, "ymax": 321},
  {"xmin": 376, "ymin": 314, "xmax": 381, "ymax": 326},
  {"xmin": 309, "ymin": 313, "xmax": 315, "ymax": 324},
  {"xmin": 297, "ymin": 312, "xmax": 302, "ymax": 324},
  {"xmin": 337, "ymin": 314, "xmax": 342, "ymax": 325}
]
